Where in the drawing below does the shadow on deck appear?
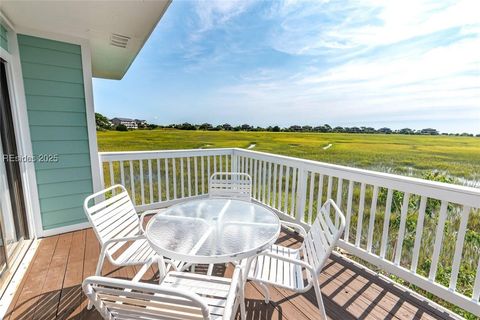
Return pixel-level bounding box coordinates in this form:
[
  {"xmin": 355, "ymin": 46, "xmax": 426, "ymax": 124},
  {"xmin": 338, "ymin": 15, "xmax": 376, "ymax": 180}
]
[{"xmin": 4, "ymin": 228, "xmax": 457, "ymax": 320}]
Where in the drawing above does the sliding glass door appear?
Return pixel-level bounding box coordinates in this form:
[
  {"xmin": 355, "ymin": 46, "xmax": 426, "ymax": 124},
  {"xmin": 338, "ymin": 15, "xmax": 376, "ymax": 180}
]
[
  {"xmin": 0, "ymin": 59, "xmax": 29, "ymax": 284},
  {"xmin": 0, "ymin": 137, "xmax": 21, "ymax": 263},
  {"xmin": 0, "ymin": 219, "xmax": 7, "ymax": 278}
]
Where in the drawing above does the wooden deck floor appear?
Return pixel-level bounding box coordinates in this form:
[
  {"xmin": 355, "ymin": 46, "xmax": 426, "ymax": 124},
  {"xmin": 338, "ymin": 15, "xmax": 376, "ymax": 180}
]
[{"xmin": 4, "ymin": 228, "xmax": 457, "ymax": 320}]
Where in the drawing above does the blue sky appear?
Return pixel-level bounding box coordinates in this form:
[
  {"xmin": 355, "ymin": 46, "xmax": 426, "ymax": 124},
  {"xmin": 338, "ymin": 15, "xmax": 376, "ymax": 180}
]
[{"xmin": 93, "ymin": 0, "xmax": 480, "ymax": 133}]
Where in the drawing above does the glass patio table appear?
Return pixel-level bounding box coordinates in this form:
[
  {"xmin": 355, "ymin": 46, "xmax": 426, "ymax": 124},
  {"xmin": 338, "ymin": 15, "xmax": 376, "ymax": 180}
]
[{"xmin": 145, "ymin": 198, "xmax": 281, "ymax": 264}]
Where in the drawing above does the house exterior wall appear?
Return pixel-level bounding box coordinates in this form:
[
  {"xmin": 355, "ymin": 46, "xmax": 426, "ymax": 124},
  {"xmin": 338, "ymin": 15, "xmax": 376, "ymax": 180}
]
[
  {"xmin": 111, "ymin": 118, "xmax": 138, "ymax": 129},
  {"xmin": 17, "ymin": 34, "xmax": 93, "ymax": 230},
  {"xmin": 121, "ymin": 121, "xmax": 137, "ymax": 129},
  {"xmin": 0, "ymin": 23, "xmax": 8, "ymax": 51}
]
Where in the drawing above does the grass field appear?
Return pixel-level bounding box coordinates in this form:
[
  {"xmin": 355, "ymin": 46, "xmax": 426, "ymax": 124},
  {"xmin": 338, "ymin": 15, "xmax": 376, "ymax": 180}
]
[{"xmin": 97, "ymin": 129, "xmax": 480, "ymax": 185}]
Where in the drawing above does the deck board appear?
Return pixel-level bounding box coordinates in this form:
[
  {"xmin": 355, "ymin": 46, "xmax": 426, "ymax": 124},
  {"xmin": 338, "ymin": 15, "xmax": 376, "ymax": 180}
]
[
  {"xmin": 5, "ymin": 235, "xmax": 59, "ymax": 320},
  {"xmin": 34, "ymin": 232, "xmax": 73, "ymax": 320},
  {"xmin": 4, "ymin": 228, "xmax": 457, "ymax": 320},
  {"xmin": 57, "ymin": 230, "xmax": 86, "ymax": 320}
]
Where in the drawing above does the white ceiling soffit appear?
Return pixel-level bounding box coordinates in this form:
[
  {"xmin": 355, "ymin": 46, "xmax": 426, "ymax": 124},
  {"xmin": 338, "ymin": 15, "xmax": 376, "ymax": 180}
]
[{"xmin": 1, "ymin": 0, "xmax": 171, "ymax": 80}]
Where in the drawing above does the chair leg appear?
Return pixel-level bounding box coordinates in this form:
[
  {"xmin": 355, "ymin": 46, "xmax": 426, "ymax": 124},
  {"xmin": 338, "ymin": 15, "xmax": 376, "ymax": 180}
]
[
  {"xmin": 258, "ymin": 282, "xmax": 270, "ymax": 303},
  {"xmin": 87, "ymin": 249, "xmax": 106, "ymax": 310},
  {"xmin": 207, "ymin": 263, "xmax": 214, "ymax": 276},
  {"xmin": 157, "ymin": 256, "xmax": 167, "ymax": 283},
  {"xmin": 239, "ymin": 285, "xmax": 247, "ymax": 320},
  {"xmin": 313, "ymin": 277, "xmax": 327, "ymax": 320},
  {"xmin": 94, "ymin": 249, "xmax": 106, "ymax": 276}
]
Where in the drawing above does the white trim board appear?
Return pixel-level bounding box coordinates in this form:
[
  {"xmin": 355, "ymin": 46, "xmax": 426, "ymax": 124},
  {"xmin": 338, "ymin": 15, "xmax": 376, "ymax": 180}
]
[
  {"xmin": 81, "ymin": 43, "xmax": 102, "ymax": 195},
  {"xmin": 40, "ymin": 222, "xmax": 91, "ymax": 238}
]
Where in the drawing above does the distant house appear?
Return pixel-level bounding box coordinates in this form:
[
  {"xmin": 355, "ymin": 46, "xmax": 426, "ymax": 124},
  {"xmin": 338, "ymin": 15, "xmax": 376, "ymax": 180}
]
[
  {"xmin": 420, "ymin": 128, "xmax": 439, "ymax": 135},
  {"xmin": 111, "ymin": 117, "xmax": 138, "ymax": 129},
  {"xmin": 289, "ymin": 125, "xmax": 302, "ymax": 132},
  {"xmin": 135, "ymin": 119, "xmax": 147, "ymax": 128},
  {"xmin": 399, "ymin": 128, "xmax": 414, "ymax": 135},
  {"xmin": 378, "ymin": 127, "xmax": 393, "ymax": 134}
]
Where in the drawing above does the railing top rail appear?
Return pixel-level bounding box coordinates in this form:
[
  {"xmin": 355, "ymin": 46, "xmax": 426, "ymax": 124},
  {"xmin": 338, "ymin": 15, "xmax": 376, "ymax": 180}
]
[
  {"xmin": 99, "ymin": 148, "xmax": 234, "ymax": 161},
  {"xmin": 98, "ymin": 147, "xmax": 479, "ymax": 207},
  {"xmin": 232, "ymin": 148, "xmax": 480, "ymax": 207}
]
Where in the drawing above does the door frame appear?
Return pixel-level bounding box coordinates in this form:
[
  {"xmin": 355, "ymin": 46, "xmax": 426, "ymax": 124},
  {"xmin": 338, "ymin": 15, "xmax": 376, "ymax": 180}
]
[
  {"xmin": 0, "ymin": 58, "xmax": 29, "ymax": 241},
  {"xmin": 0, "ymin": 14, "xmax": 40, "ymax": 240}
]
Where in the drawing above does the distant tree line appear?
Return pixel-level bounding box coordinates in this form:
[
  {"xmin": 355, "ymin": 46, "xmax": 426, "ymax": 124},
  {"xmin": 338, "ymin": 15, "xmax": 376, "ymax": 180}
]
[
  {"xmin": 95, "ymin": 113, "xmax": 477, "ymax": 136},
  {"xmin": 161, "ymin": 123, "xmax": 478, "ymax": 136}
]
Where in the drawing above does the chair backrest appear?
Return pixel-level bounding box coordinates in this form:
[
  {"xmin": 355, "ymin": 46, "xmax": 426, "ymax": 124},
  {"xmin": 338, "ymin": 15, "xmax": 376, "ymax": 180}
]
[
  {"xmin": 83, "ymin": 276, "xmax": 210, "ymax": 320},
  {"xmin": 303, "ymin": 199, "xmax": 346, "ymax": 275},
  {"xmin": 83, "ymin": 185, "xmax": 140, "ymax": 257},
  {"xmin": 209, "ymin": 172, "xmax": 252, "ymax": 201}
]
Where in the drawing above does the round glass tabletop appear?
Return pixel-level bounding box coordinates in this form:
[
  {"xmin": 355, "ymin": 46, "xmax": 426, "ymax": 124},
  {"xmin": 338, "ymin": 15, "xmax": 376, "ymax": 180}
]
[{"xmin": 145, "ymin": 198, "xmax": 281, "ymax": 264}]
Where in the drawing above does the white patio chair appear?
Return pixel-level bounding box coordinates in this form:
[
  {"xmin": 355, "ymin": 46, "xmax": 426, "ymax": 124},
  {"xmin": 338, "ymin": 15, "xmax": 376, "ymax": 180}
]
[
  {"xmin": 209, "ymin": 172, "xmax": 252, "ymax": 201},
  {"xmin": 206, "ymin": 172, "xmax": 252, "ymax": 275},
  {"xmin": 83, "ymin": 185, "xmax": 161, "ymax": 308},
  {"xmin": 247, "ymin": 199, "xmax": 346, "ymax": 320},
  {"xmin": 83, "ymin": 255, "xmax": 247, "ymax": 320}
]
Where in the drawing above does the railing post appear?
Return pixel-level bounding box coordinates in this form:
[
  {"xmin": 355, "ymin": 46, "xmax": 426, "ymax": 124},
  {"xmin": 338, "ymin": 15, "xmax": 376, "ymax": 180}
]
[
  {"xmin": 231, "ymin": 149, "xmax": 238, "ymax": 173},
  {"xmin": 295, "ymin": 168, "xmax": 307, "ymax": 223},
  {"xmin": 97, "ymin": 155, "xmax": 106, "ymax": 203},
  {"xmin": 98, "ymin": 156, "xmax": 105, "ymax": 190}
]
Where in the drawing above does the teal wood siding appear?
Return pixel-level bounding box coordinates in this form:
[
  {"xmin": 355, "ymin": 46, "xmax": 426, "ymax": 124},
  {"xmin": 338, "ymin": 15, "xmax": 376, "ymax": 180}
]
[
  {"xmin": 18, "ymin": 34, "xmax": 93, "ymax": 230},
  {"xmin": 0, "ymin": 23, "xmax": 8, "ymax": 52}
]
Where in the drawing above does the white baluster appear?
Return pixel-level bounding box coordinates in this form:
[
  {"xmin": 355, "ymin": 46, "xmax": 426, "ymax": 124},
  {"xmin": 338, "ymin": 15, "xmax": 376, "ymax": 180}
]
[
  {"xmin": 180, "ymin": 158, "xmax": 185, "ymax": 198},
  {"xmin": 157, "ymin": 159, "xmax": 162, "ymax": 202},
  {"xmin": 429, "ymin": 201, "xmax": 448, "ymax": 280},
  {"xmin": 129, "ymin": 160, "xmax": 135, "ymax": 205},
  {"xmin": 194, "ymin": 157, "xmax": 198, "ymax": 196},
  {"xmin": 394, "ymin": 192, "xmax": 411, "ymax": 265},
  {"xmin": 187, "ymin": 157, "xmax": 191, "ymax": 197},
  {"xmin": 164, "ymin": 158, "xmax": 169, "ymax": 201},
  {"xmin": 366, "ymin": 186, "xmax": 379, "ymax": 253},
  {"xmin": 148, "ymin": 159, "xmax": 153, "ymax": 204},
  {"xmin": 411, "ymin": 196, "xmax": 427, "ymax": 271},
  {"xmin": 355, "ymin": 183, "xmax": 366, "ymax": 247},
  {"xmin": 449, "ymin": 206, "xmax": 470, "ymax": 290},
  {"xmin": 140, "ymin": 160, "xmax": 145, "ymax": 205},
  {"xmin": 344, "ymin": 181, "xmax": 354, "ymax": 241}
]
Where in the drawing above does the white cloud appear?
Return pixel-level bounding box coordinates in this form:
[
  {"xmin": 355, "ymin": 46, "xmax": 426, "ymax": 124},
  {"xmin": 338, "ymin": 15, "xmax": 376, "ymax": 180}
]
[
  {"xmin": 200, "ymin": 0, "xmax": 480, "ymax": 131},
  {"xmin": 180, "ymin": 0, "xmax": 256, "ymax": 69},
  {"xmin": 268, "ymin": 0, "xmax": 480, "ymax": 56},
  {"xmin": 216, "ymin": 33, "xmax": 479, "ymax": 126},
  {"xmin": 193, "ymin": 0, "xmax": 255, "ymax": 33},
  {"xmin": 150, "ymin": 0, "xmax": 479, "ymax": 132}
]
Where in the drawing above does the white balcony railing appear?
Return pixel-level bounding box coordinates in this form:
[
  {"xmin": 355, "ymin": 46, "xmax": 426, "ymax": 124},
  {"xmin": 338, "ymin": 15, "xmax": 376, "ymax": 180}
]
[{"xmin": 99, "ymin": 148, "xmax": 480, "ymax": 316}]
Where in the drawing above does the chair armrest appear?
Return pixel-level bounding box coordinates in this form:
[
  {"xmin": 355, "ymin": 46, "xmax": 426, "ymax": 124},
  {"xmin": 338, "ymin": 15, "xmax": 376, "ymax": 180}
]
[
  {"xmin": 139, "ymin": 210, "xmax": 161, "ymax": 233},
  {"xmin": 281, "ymin": 221, "xmax": 307, "ymax": 237},
  {"xmin": 257, "ymin": 250, "xmax": 315, "ymax": 274},
  {"xmin": 103, "ymin": 234, "xmax": 145, "ymax": 247}
]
